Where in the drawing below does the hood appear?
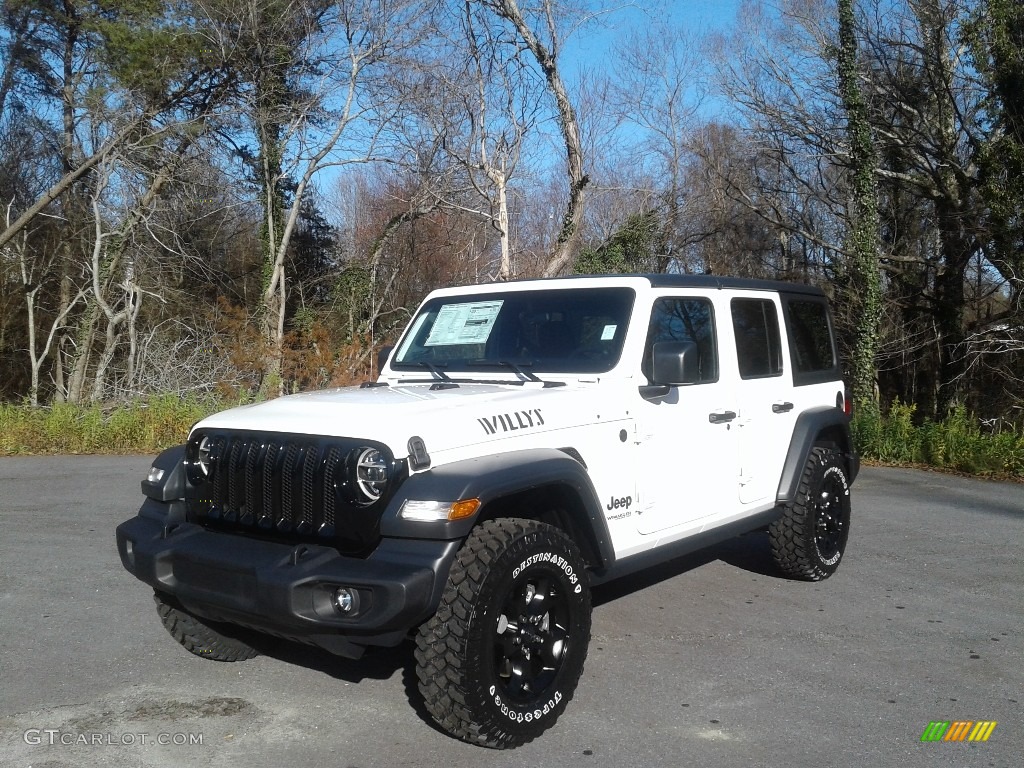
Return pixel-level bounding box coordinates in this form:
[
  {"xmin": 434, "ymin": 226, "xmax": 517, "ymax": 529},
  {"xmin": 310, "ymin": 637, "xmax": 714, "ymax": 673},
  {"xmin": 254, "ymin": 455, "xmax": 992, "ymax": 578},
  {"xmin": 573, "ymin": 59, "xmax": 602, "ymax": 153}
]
[{"xmin": 193, "ymin": 380, "xmax": 611, "ymax": 457}]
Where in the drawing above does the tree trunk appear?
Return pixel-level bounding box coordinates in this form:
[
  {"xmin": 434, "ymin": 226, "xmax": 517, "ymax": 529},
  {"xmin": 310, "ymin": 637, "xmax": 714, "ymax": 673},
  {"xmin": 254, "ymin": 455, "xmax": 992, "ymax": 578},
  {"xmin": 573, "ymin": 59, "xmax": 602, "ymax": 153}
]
[
  {"xmin": 836, "ymin": 0, "xmax": 882, "ymax": 415},
  {"xmin": 934, "ymin": 222, "xmax": 972, "ymax": 415},
  {"xmin": 66, "ymin": 306, "xmax": 97, "ymax": 405},
  {"xmin": 488, "ymin": 0, "xmax": 587, "ymax": 277}
]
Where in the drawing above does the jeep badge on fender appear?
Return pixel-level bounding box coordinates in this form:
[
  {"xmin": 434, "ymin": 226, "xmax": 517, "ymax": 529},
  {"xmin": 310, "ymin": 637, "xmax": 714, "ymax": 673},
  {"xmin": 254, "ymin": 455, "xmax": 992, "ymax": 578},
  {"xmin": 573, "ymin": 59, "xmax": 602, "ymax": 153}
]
[{"xmin": 116, "ymin": 274, "xmax": 858, "ymax": 749}]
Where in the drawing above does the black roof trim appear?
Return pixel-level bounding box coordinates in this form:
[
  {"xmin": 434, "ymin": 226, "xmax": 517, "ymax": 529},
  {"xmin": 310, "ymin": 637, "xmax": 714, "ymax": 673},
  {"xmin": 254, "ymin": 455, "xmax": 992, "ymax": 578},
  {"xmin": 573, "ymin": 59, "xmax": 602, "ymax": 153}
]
[
  {"xmin": 489, "ymin": 273, "xmax": 826, "ymax": 296},
  {"xmin": 640, "ymin": 274, "xmax": 825, "ymax": 295}
]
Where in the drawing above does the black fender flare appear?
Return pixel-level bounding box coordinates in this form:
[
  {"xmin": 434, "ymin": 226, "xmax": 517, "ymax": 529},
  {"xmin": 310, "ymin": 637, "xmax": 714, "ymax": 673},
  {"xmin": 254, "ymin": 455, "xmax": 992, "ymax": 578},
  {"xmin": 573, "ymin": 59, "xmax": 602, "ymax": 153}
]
[
  {"xmin": 776, "ymin": 407, "xmax": 859, "ymax": 505},
  {"xmin": 380, "ymin": 448, "xmax": 614, "ymax": 568}
]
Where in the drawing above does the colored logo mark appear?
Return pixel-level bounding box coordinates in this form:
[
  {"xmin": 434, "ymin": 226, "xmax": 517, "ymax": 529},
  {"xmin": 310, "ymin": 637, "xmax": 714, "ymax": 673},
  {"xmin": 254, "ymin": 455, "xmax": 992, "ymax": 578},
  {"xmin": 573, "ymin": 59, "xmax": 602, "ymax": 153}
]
[{"xmin": 920, "ymin": 721, "xmax": 997, "ymax": 742}]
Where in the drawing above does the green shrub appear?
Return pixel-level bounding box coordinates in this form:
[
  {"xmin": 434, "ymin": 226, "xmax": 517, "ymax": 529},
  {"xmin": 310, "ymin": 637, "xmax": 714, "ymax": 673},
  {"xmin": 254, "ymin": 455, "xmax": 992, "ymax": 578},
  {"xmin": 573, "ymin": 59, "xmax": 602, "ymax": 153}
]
[
  {"xmin": 851, "ymin": 403, "xmax": 882, "ymax": 459},
  {"xmin": 0, "ymin": 396, "xmax": 225, "ymax": 456},
  {"xmin": 855, "ymin": 401, "xmax": 1024, "ymax": 480}
]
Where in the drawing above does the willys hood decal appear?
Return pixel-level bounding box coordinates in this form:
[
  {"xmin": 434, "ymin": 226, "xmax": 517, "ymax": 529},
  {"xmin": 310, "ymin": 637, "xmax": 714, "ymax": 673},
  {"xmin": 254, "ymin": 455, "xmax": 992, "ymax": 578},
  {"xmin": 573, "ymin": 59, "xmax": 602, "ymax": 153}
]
[{"xmin": 192, "ymin": 381, "xmax": 616, "ymax": 457}]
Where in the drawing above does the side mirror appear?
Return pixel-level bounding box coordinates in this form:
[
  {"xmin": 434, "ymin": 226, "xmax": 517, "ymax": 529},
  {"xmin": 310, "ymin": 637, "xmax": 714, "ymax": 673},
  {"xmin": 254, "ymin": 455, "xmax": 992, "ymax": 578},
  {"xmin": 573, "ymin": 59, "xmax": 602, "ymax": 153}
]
[
  {"xmin": 377, "ymin": 345, "xmax": 395, "ymax": 374},
  {"xmin": 652, "ymin": 340, "xmax": 701, "ymax": 386}
]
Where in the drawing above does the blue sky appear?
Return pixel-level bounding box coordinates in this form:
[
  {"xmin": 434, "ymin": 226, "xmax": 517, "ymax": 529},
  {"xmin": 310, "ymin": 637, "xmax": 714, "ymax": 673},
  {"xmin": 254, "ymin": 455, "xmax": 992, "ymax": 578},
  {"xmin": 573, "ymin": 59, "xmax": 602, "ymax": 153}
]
[
  {"xmin": 563, "ymin": 0, "xmax": 743, "ymax": 67},
  {"xmin": 558, "ymin": 0, "xmax": 744, "ymax": 122},
  {"xmin": 601, "ymin": 0, "xmax": 743, "ymax": 35}
]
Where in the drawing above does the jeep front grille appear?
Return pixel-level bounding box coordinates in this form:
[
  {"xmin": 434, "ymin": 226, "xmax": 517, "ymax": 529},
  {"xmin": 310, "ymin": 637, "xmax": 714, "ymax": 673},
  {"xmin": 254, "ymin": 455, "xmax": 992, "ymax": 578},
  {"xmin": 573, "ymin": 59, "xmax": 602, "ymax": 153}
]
[{"xmin": 184, "ymin": 430, "xmax": 404, "ymax": 555}]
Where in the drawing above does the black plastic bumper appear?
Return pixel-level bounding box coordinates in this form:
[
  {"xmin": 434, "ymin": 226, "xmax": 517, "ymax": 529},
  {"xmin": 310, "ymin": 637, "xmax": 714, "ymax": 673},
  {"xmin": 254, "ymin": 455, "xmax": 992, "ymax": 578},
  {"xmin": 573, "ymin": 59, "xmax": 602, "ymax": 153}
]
[{"xmin": 116, "ymin": 515, "xmax": 460, "ymax": 658}]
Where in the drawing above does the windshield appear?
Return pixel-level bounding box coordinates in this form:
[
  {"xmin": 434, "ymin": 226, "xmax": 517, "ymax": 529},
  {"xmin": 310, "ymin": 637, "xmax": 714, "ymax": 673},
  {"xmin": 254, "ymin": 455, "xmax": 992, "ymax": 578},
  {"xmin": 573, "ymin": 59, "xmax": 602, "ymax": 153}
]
[{"xmin": 392, "ymin": 287, "xmax": 635, "ymax": 374}]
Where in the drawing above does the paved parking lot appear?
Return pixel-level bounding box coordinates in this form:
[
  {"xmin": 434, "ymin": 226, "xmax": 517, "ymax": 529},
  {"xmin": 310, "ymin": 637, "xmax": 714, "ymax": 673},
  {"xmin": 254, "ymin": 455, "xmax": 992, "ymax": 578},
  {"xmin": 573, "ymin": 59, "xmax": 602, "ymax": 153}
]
[{"xmin": 0, "ymin": 456, "xmax": 1020, "ymax": 767}]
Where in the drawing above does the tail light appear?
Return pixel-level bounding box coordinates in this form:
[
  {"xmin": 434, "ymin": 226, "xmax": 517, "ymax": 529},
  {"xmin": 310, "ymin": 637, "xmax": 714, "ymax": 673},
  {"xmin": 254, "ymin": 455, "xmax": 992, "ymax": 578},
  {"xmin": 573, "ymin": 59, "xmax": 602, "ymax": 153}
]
[{"xmin": 838, "ymin": 389, "xmax": 852, "ymax": 417}]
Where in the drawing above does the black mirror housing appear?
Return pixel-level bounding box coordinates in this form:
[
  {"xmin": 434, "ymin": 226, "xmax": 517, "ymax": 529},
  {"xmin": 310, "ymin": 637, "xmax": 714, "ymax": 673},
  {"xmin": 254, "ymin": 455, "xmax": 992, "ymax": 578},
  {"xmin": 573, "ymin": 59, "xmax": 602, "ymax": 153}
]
[{"xmin": 652, "ymin": 340, "xmax": 701, "ymax": 386}]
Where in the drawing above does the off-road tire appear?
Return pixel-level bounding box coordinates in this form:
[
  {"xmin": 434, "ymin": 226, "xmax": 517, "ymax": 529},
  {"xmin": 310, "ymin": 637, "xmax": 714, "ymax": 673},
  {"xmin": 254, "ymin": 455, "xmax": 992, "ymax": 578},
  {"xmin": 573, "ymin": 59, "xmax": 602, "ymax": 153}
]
[
  {"xmin": 154, "ymin": 591, "xmax": 259, "ymax": 662},
  {"xmin": 415, "ymin": 518, "xmax": 591, "ymax": 749},
  {"xmin": 769, "ymin": 445, "xmax": 851, "ymax": 581}
]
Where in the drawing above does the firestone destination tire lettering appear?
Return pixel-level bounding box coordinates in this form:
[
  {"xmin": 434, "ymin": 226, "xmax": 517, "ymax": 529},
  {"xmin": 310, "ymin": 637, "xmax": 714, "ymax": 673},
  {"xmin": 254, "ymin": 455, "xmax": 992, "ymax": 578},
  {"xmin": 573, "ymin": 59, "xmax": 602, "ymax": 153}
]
[{"xmin": 414, "ymin": 519, "xmax": 591, "ymax": 749}]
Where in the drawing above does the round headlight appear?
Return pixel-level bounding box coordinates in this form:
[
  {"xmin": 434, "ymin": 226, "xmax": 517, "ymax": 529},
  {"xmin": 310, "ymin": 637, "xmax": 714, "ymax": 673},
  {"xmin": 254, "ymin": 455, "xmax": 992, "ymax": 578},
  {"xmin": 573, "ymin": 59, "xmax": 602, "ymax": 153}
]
[
  {"xmin": 196, "ymin": 435, "xmax": 212, "ymax": 477},
  {"xmin": 354, "ymin": 447, "xmax": 388, "ymax": 503}
]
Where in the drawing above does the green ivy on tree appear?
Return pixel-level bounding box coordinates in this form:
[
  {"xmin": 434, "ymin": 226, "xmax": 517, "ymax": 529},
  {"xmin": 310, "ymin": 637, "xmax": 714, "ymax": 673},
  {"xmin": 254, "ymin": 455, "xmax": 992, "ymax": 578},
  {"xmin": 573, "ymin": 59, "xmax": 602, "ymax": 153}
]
[{"xmin": 574, "ymin": 211, "xmax": 664, "ymax": 275}]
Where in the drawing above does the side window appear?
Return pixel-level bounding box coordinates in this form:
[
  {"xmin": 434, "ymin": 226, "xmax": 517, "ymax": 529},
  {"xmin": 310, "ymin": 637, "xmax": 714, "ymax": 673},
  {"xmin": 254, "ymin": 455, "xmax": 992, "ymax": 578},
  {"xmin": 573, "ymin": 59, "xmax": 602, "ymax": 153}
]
[
  {"xmin": 784, "ymin": 297, "xmax": 838, "ymax": 384},
  {"xmin": 642, "ymin": 297, "xmax": 717, "ymax": 383},
  {"xmin": 731, "ymin": 298, "xmax": 782, "ymax": 378}
]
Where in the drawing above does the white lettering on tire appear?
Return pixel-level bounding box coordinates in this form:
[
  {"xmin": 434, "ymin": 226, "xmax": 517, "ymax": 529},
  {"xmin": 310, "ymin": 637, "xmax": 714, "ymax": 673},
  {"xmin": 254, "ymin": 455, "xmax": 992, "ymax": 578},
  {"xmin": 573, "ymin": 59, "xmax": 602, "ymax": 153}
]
[
  {"xmin": 818, "ymin": 466, "xmax": 849, "ymax": 565},
  {"xmin": 512, "ymin": 552, "xmax": 579, "ymax": 585},
  {"xmin": 823, "ymin": 465, "xmax": 850, "ymax": 495},
  {"xmin": 493, "ymin": 690, "xmax": 563, "ymax": 723}
]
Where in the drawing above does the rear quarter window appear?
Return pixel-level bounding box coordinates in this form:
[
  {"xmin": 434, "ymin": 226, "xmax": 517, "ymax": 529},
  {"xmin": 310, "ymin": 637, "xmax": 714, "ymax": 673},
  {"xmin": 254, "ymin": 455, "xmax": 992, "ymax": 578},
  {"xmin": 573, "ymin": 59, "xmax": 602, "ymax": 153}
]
[{"xmin": 783, "ymin": 295, "xmax": 841, "ymax": 386}]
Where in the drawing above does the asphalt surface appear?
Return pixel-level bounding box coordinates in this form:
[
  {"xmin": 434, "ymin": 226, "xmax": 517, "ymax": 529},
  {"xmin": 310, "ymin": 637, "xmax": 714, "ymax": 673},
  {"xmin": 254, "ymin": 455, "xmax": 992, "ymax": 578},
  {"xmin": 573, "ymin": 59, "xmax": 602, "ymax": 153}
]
[{"xmin": 0, "ymin": 456, "xmax": 1020, "ymax": 768}]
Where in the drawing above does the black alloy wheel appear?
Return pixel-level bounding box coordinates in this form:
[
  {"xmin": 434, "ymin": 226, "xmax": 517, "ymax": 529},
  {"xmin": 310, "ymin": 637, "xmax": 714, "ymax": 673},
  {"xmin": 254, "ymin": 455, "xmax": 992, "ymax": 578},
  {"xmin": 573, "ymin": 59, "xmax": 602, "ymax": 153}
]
[{"xmin": 491, "ymin": 570, "xmax": 572, "ymax": 704}]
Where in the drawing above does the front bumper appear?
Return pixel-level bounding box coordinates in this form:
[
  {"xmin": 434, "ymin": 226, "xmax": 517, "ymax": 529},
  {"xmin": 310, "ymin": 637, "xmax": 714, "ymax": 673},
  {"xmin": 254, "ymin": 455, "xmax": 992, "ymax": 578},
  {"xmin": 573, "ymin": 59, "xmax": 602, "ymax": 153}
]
[{"xmin": 116, "ymin": 514, "xmax": 460, "ymax": 658}]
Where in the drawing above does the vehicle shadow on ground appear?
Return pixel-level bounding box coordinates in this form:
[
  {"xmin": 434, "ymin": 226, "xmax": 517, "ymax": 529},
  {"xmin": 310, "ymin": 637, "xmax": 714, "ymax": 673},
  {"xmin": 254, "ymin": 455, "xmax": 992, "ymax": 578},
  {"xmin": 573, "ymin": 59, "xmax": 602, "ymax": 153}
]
[
  {"xmin": 592, "ymin": 530, "xmax": 783, "ymax": 608},
  {"xmin": 254, "ymin": 635, "xmax": 409, "ymax": 683},
  {"xmin": 249, "ymin": 529, "xmax": 785, "ymax": 737},
  {"xmin": 250, "ymin": 634, "xmax": 450, "ymax": 736},
  {"xmin": 708, "ymin": 530, "xmax": 784, "ymax": 578}
]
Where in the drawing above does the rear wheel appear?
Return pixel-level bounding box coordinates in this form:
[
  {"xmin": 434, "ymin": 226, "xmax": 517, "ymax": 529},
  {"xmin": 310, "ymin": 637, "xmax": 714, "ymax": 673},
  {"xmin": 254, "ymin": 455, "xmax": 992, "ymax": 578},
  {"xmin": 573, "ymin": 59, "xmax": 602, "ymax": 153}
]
[
  {"xmin": 154, "ymin": 591, "xmax": 259, "ymax": 662},
  {"xmin": 415, "ymin": 518, "xmax": 591, "ymax": 749},
  {"xmin": 769, "ymin": 445, "xmax": 852, "ymax": 581}
]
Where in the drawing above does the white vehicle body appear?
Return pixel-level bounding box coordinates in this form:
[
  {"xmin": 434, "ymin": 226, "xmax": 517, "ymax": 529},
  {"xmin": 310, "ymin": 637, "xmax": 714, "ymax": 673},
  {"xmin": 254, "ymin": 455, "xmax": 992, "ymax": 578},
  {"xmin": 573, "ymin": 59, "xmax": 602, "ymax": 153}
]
[
  {"xmin": 195, "ymin": 276, "xmax": 844, "ymax": 563},
  {"xmin": 119, "ymin": 273, "xmax": 859, "ymax": 749}
]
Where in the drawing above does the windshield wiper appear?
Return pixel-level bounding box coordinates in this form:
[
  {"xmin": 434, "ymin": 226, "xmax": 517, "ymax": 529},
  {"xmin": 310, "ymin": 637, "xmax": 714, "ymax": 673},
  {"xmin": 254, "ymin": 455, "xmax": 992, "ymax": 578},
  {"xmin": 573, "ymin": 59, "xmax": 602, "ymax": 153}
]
[
  {"xmin": 417, "ymin": 361, "xmax": 450, "ymax": 380},
  {"xmin": 495, "ymin": 360, "xmax": 541, "ymax": 382},
  {"xmin": 470, "ymin": 360, "xmax": 565, "ymax": 387},
  {"xmin": 417, "ymin": 362, "xmax": 459, "ymax": 390}
]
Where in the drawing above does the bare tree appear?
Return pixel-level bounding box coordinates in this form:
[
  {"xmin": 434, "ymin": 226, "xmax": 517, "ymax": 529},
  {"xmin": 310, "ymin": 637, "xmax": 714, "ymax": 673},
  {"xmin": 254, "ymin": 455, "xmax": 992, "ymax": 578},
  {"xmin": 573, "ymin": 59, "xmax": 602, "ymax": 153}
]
[
  {"xmin": 205, "ymin": 0, "xmax": 426, "ymax": 394},
  {"xmin": 445, "ymin": 2, "xmax": 544, "ymax": 279},
  {"xmin": 478, "ymin": 0, "xmax": 589, "ymax": 277},
  {"xmin": 605, "ymin": 22, "xmax": 707, "ymax": 271},
  {"xmin": 0, "ymin": 0, "xmax": 239, "ymax": 403},
  {"xmin": 9, "ymin": 204, "xmax": 86, "ymax": 406}
]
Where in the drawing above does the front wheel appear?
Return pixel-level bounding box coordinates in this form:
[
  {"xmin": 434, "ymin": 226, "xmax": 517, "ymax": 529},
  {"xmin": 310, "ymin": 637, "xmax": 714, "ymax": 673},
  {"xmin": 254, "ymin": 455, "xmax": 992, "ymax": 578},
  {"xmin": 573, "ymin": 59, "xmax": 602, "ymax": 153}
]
[
  {"xmin": 769, "ymin": 445, "xmax": 852, "ymax": 581},
  {"xmin": 415, "ymin": 518, "xmax": 591, "ymax": 749}
]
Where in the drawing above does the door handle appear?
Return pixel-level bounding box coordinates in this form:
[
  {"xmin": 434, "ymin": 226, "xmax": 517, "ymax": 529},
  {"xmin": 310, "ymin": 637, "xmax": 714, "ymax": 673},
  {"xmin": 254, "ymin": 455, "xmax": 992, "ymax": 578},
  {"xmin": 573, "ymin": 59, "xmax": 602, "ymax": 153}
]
[
  {"xmin": 708, "ymin": 410, "xmax": 737, "ymax": 424},
  {"xmin": 772, "ymin": 402, "xmax": 794, "ymax": 414}
]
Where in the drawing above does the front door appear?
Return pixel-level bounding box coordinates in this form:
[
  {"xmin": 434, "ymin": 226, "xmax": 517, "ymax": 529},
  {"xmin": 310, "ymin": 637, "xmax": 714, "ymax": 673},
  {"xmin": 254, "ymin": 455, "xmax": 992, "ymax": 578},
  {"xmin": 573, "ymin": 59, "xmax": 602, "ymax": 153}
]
[{"xmin": 634, "ymin": 295, "xmax": 739, "ymax": 535}]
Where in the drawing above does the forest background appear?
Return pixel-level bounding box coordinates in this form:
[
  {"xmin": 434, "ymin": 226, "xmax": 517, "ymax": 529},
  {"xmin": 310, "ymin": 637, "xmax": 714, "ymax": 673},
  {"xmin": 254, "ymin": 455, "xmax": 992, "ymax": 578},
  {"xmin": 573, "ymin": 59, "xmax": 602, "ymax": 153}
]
[{"xmin": 1, "ymin": 0, "xmax": 1022, "ymax": 476}]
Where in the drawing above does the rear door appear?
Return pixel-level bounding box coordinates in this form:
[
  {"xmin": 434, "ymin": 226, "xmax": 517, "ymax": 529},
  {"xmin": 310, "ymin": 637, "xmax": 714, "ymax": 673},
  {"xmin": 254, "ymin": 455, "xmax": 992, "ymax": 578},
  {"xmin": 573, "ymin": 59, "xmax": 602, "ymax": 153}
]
[
  {"xmin": 729, "ymin": 294, "xmax": 795, "ymax": 505},
  {"xmin": 780, "ymin": 292, "xmax": 846, "ymax": 413}
]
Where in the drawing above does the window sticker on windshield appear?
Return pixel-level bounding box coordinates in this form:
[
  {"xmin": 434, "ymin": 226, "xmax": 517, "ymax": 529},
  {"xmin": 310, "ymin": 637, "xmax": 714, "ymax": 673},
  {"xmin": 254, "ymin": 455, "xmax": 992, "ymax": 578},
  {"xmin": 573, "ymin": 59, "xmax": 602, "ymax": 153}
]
[
  {"xmin": 601, "ymin": 324, "xmax": 617, "ymax": 341},
  {"xmin": 425, "ymin": 300, "xmax": 504, "ymax": 346}
]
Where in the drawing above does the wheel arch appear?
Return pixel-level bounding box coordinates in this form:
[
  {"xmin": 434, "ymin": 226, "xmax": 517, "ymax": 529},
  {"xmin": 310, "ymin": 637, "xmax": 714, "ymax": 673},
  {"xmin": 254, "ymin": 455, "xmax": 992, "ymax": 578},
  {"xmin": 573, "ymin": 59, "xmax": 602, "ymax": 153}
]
[
  {"xmin": 776, "ymin": 406, "xmax": 859, "ymax": 504},
  {"xmin": 473, "ymin": 481, "xmax": 608, "ymax": 570},
  {"xmin": 380, "ymin": 448, "xmax": 615, "ymax": 569}
]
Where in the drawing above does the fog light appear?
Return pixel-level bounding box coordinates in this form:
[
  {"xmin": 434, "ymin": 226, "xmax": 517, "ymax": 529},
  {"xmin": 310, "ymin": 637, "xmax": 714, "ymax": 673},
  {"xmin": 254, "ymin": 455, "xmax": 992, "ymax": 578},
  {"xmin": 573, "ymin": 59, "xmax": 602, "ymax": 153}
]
[{"xmin": 333, "ymin": 587, "xmax": 359, "ymax": 615}]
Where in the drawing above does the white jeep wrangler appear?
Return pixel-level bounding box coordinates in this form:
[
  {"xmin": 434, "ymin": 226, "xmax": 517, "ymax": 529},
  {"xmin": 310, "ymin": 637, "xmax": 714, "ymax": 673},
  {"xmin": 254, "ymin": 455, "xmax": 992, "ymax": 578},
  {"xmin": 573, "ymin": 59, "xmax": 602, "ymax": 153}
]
[{"xmin": 117, "ymin": 274, "xmax": 858, "ymax": 748}]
